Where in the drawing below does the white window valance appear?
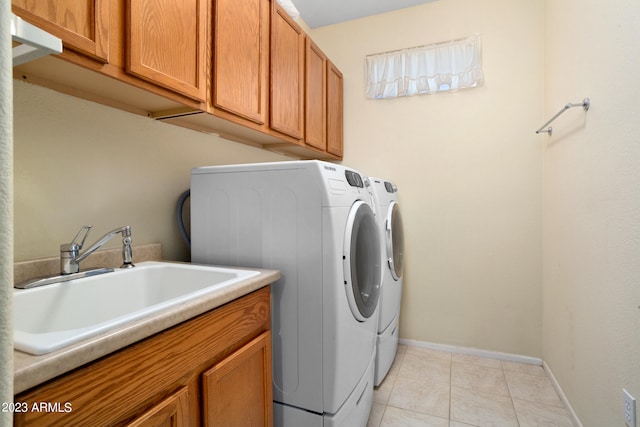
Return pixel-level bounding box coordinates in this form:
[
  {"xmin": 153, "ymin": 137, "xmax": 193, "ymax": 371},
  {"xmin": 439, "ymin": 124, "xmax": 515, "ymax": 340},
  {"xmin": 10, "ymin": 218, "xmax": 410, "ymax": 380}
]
[{"xmin": 365, "ymin": 35, "xmax": 484, "ymax": 99}]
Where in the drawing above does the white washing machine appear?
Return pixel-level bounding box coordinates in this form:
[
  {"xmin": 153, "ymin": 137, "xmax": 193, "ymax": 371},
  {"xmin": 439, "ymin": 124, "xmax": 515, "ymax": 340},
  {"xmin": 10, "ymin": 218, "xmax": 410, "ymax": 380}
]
[
  {"xmin": 190, "ymin": 161, "xmax": 381, "ymax": 427},
  {"xmin": 369, "ymin": 177, "xmax": 405, "ymax": 386}
]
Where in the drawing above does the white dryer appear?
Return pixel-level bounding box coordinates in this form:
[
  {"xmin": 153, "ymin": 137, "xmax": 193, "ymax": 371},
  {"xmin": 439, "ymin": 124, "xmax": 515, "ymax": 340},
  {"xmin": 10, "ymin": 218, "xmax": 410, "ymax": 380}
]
[
  {"xmin": 369, "ymin": 177, "xmax": 405, "ymax": 386},
  {"xmin": 190, "ymin": 161, "xmax": 381, "ymax": 427}
]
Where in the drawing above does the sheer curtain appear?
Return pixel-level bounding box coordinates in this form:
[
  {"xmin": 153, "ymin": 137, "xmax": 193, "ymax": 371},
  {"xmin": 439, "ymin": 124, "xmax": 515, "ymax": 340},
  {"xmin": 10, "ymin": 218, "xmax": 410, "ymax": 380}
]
[{"xmin": 365, "ymin": 35, "xmax": 483, "ymax": 99}]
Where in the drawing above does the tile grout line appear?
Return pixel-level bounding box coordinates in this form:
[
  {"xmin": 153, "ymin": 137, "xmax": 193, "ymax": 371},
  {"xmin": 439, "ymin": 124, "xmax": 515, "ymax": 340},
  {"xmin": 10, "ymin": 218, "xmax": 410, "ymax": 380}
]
[
  {"xmin": 504, "ymin": 361, "xmax": 518, "ymax": 427},
  {"xmin": 377, "ymin": 349, "xmax": 403, "ymax": 426},
  {"xmin": 501, "ymin": 361, "xmax": 522, "ymax": 426},
  {"xmin": 449, "ymin": 352, "xmax": 453, "ymax": 422}
]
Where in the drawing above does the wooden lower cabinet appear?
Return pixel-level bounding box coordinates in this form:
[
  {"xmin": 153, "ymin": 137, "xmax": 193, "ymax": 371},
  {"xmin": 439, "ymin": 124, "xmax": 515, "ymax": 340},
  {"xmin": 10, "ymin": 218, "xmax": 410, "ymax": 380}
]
[
  {"xmin": 203, "ymin": 332, "xmax": 273, "ymax": 427},
  {"xmin": 126, "ymin": 386, "xmax": 190, "ymax": 427},
  {"xmin": 14, "ymin": 287, "xmax": 272, "ymax": 427}
]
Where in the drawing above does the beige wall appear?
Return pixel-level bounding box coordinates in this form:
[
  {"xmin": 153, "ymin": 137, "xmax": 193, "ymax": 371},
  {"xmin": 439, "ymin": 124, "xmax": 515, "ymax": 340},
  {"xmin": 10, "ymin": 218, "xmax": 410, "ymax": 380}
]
[
  {"xmin": 13, "ymin": 81, "xmax": 291, "ymax": 263},
  {"xmin": 14, "ymin": 0, "xmax": 639, "ymax": 423},
  {"xmin": 543, "ymin": 0, "xmax": 640, "ymax": 424},
  {"xmin": 311, "ymin": 0, "xmax": 544, "ymax": 357},
  {"xmin": 13, "ymin": 0, "xmax": 546, "ymax": 359}
]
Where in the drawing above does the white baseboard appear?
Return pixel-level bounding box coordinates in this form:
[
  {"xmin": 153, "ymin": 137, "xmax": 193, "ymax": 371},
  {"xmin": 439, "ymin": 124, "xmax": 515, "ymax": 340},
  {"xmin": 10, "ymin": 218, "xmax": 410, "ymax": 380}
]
[
  {"xmin": 543, "ymin": 361, "xmax": 583, "ymax": 427},
  {"xmin": 398, "ymin": 338, "xmax": 543, "ymax": 366}
]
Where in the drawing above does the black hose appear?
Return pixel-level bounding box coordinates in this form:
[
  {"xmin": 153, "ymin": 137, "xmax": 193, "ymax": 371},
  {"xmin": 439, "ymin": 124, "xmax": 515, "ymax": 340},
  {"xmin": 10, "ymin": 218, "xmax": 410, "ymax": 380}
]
[{"xmin": 176, "ymin": 189, "xmax": 191, "ymax": 249}]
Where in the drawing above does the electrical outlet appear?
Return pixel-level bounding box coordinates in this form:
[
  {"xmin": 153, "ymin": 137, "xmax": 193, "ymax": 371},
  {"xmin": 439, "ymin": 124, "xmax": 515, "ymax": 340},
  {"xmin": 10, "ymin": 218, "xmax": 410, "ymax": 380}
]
[{"xmin": 624, "ymin": 389, "xmax": 636, "ymax": 427}]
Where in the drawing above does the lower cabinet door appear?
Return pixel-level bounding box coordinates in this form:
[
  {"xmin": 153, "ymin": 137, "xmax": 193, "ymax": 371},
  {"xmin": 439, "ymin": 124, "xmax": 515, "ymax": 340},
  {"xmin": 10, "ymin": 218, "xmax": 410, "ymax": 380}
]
[
  {"xmin": 202, "ymin": 331, "xmax": 273, "ymax": 427},
  {"xmin": 126, "ymin": 386, "xmax": 190, "ymax": 427}
]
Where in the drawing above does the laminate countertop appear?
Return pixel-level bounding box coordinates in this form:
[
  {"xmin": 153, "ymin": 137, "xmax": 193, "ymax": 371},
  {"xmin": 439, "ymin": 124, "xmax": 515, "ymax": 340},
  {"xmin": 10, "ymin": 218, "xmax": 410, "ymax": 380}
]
[{"xmin": 14, "ymin": 265, "xmax": 280, "ymax": 394}]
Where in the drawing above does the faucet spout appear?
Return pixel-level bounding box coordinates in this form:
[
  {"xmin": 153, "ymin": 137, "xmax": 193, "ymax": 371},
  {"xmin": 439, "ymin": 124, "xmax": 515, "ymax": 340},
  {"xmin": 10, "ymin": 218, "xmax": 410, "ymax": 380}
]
[{"xmin": 61, "ymin": 225, "xmax": 134, "ymax": 275}]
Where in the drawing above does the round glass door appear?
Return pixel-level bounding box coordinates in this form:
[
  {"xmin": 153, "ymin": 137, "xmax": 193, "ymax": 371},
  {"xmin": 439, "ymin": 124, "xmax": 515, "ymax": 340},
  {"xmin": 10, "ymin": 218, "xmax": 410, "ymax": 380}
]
[
  {"xmin": 386, "ymin": 202, "xmax": 405, "ymax": 281},
  {"xmin": 343, "ymin": 200, "xmax": 381, "ymax": 321}
]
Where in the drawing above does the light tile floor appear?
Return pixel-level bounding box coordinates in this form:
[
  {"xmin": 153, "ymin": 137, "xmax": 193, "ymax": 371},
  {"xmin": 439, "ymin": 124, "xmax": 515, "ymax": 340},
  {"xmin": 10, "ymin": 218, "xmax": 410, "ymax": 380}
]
[{"xmin": 368, "ymin": 345, "xmax": 575, "ymax": 427}]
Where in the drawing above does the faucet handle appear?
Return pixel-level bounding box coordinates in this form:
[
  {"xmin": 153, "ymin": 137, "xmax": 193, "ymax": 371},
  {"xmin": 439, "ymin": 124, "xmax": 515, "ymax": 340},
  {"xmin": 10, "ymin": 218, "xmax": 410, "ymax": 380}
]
[
  {"xmin": 66, "ymin": 225, "xmax": 92, "ymax": 251},
  {"xmin": 60, "ymin": 225, "xmax": 92, "ymax": 275}
]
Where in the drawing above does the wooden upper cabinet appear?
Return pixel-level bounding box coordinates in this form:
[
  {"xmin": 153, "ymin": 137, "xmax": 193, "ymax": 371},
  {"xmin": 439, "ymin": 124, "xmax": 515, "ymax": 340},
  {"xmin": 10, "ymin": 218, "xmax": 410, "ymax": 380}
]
[
  {"xmin": 12, "ymin": 0, "xmax": 110, "ymax": 63},
  {"xmin": 270, "ymin": 2, "xmax": 304, "ymax": 140},
  {"xmin": 126, "ymin": 0, "xmax": 207, "ymax": 102},
  {"xmin": 305, "ymin": 38, "xmax": 327, "ymax": 151},
  {"xmin": 327, "ymin": 60, "xmax": 344, "ymax": 158},
  {"xmin": 212, "ymin": 0, "xmax": 269, "ymax": 125},
  {"xmin": 13, "ymin": 0, "xmax": 344, "ymax": 159}
]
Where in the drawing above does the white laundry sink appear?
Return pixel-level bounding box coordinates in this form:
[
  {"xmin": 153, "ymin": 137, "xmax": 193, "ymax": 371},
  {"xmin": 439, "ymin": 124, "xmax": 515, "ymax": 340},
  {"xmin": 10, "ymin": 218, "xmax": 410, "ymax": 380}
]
[{"xmin": 13, "ymin": 261, "xmax": 259, "ymax": 355}]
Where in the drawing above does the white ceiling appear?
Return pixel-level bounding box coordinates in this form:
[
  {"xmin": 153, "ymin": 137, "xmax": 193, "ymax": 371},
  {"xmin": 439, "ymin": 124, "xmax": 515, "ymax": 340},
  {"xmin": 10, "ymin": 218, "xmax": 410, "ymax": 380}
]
[{"xmin": 291, "ymin": 0, "xmax": 438, "ymax": 29}]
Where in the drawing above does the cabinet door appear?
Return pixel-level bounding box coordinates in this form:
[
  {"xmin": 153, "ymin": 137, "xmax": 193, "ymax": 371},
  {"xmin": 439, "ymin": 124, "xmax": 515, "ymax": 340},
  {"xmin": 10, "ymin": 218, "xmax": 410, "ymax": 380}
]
[
  {"xmin": 305, "ymin": 38, "xmax": 327, "ymax": 151},
  {"xmin": 213, "ymin": 0, "xmax": 269, "ymax": 124},
  {"xmin": 126, "ymin": 0, "xmax": 207, "ymax": 101},
  {"xmin": 126, "ymin": 387, "xmax": 190, "ymax": 427},
  {"xmin": 327, "ymin": 60, "xmax": 344, "ymax": 158},
  {"xmin": 270, "ymin": 2, "xmax": 304, "ymax": 140},
  {"xmin": 12, "ymin": 0, "xmax": 109, "ymax": 62},
  {"xmin": 203, "ymin": 332, "xmax": 273, "ymax": 427}
]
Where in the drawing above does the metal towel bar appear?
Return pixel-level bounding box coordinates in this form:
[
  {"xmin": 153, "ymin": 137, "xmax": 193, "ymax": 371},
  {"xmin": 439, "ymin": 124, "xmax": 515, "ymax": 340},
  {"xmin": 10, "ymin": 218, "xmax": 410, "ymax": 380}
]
[{"xmin": 536, "ymin": 98, "xmax": 590, "ymax": 135}]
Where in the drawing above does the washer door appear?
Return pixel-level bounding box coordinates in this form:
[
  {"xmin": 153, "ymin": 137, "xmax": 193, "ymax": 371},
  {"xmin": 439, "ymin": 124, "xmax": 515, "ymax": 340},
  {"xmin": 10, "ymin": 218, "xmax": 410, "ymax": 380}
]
[
  {"xmin": 344, "ymin": 200, "xmax": 381, "ymax": 321},
  {"xmin": 386, "ymin": 202, "xmax": 405, "ymax": 281}
]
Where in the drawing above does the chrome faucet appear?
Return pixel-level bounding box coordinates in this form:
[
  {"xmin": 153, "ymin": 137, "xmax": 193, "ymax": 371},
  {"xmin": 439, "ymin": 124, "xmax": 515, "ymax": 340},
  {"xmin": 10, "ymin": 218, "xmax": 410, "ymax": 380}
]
[{"xmin": 60, "ymin": 225, "xmax": 134, "ymax": 275}]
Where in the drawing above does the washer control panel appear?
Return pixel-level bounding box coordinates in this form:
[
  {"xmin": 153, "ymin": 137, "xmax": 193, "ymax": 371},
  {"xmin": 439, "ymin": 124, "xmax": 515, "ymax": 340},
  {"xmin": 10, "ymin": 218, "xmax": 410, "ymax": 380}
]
[
  {"xmin": 384, "ymin": 181, "xmax": 398, "ymax": 193},
  {"xmin": 345, "ymin": 170, "xmax": 364, "ymax": 188}
]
